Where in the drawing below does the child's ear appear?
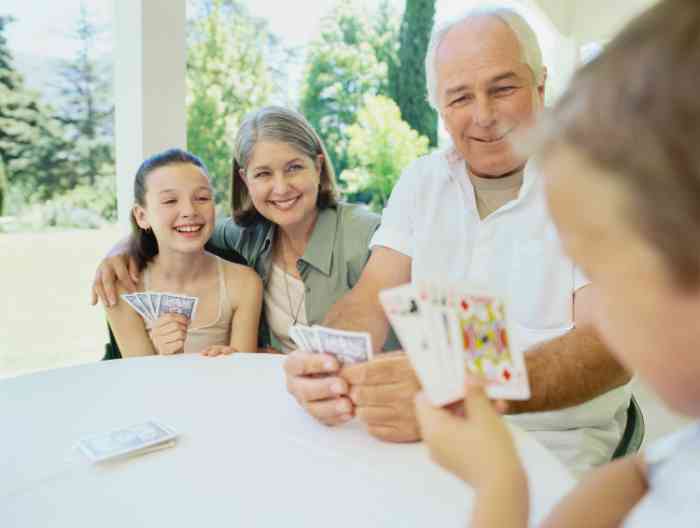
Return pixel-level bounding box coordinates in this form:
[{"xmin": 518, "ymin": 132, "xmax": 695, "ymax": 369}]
[
  {"xmin": 315, "ymin": 154, "xmax": 324, "ymax": 174},
  {"xmin": 133, "ymin": 205, "xmax": 150, "ymax": 230}
]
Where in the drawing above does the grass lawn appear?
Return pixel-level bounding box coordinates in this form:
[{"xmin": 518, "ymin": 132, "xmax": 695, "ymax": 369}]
[{"xmin": 1, "ymin": 225, "xmax": 123, "ymax": 378}]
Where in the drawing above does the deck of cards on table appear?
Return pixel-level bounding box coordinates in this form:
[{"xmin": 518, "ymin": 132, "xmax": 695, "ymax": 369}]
[
  {"xmin": 121, "ymin": 292, "xmax": 198, "ymax": 322},
  {"xmin": 379, "ymin": 282, "xmax": 530, "ymax": 406},
  {"xmin": 289, "ymin": 324, "xmax": 373, "ymax": 365},
  {"xmin": 77, "ymin": 420, "xmax": 178, "ymax": 463}
]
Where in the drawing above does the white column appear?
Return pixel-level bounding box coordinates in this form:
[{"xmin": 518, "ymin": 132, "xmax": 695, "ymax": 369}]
[{"xmin": 113, "ymin": 0, "xmax": 187, "ymax": 230}]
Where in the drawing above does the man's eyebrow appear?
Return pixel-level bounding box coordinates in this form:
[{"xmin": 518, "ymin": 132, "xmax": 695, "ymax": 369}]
[
  {"xmin": 445, "ymin": 84, "xmax": 470, "ymax": 97},
  {"xmin": 489, "ymin": 72, "xmax": 520, "ymax": 84}
]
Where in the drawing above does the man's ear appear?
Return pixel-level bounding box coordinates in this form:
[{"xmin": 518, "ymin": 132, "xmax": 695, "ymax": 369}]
[
  {"xmin": 537, "ymin": 66, "xmax": 548, "ymax": 102},
  {"xmin": 133, "ymin": 205, "xmax": 149, "ymax": 230}
]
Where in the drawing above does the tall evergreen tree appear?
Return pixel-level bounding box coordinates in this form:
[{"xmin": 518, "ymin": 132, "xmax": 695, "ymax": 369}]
[
  {"xmin": 396, "ymin": 0, "xmax": 437, "ymax": 146},
  {"xmin": 54, "ymin": 4, "xmax": 114, "ymax": 188},
  {"xmin": 0, "ymin": 16, "xmax": 71, "ymax": 207}
]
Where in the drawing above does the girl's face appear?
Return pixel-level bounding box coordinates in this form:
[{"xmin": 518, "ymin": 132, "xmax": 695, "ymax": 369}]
[
  {"xmin": 133, "ymin": 163, "xmax": 215, "ymax": 256},
  {"xmin": 241, "ymin": 140, "xmax": 322, "ymax": 232},
  {"xmin": 543, "ymin": 145, "xmax": 700, "ymax": 417}
]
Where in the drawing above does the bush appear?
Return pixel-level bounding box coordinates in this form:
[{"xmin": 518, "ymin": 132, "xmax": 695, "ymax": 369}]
[{"xmin": 341, "ymin": 95, "xmax": 429, "ymax": 211}]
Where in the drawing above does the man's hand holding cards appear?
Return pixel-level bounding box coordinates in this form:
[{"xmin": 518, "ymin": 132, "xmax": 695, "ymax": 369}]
[
  {"xmin": 289, "ymin": 324, "xmax": 373, "ymax": 366},
  {"xmin": 379, "ymin": 282, "xmax": 530, "ymax": 406}
]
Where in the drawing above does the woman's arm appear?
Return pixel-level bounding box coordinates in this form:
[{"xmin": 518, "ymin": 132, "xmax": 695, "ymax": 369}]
[
  {"xmin": 542, "ymin": 454, "xmax": 648, "ymax": 528},
  {"xmin": 227, "ymin": 264, "xmax": 263, "ymax": 353},
  {"xmin": 105, "ymin": 286, "xmax": 156, "ymax": 357}
]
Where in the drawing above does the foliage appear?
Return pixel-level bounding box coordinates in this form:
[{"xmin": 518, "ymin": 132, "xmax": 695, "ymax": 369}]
[
  {"xmin": 53, "ymin": 4, "xmax": 114, "ymax": 189},
  {"xmin": 396, "ymin": 0, "xmax": 437, "ymax": 146},
  {"xmin": 0, "ymin": 16, "xmax": 73, "ymax": 208},
  {"xmin": 341, "ymin": 95, "xmax": 428, "ymax": 211},
  {"xmin": 300, "ymin": 0, "xmax": 401, "ymax": 177},
  {"xmin": 186, "ymin": 0, "xmax": 275, "ymax": 210}
]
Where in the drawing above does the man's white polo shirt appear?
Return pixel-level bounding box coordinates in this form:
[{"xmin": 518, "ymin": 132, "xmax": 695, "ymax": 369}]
[{"xmin": 371, "ymin": 147, "xmax": 630, "ymax": 475}]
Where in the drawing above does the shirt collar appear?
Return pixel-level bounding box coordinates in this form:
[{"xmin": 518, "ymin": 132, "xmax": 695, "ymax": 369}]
[
  {"xmin": 301, "ymin": 206, "xmax": 338, "ymax": 276},
  {"xmin": 444, "ymin": 143, "xmax": 537, "ymax": 199}
]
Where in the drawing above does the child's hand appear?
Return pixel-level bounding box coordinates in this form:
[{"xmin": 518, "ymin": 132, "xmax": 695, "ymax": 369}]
[
  {"xmin": 415, "ymin": 379, "xmax": 524, "ymax": 491},
  {"xmin": 201, "ymin": 345, "xmax": 238, "ymax": 357},
  {"xmin": 150, "ymin": 313, "xmax": 189, "ymax": 355}
]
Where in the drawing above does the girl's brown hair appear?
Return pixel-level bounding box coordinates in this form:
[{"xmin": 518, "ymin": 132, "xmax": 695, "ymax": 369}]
[
  {"xmin": 231, "ymin": 106, "xmax": 338, "ymax": 227},
  {"xmin": 538, "ymin": 0, "xmax": 700, "ymax": 287}
]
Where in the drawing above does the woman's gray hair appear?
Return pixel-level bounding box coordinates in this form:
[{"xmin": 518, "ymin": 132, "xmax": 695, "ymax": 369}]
[
  {"xmin": 425, "ymin": 5, "xmax": 545, "ymax": 110},
  {"xmin": 231, "ymin": 106, "xmax": 338, "ymax": 226}
]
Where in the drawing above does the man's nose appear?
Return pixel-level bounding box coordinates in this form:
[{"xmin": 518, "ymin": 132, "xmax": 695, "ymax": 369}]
[{"xmin": 474, "ymin": 96, "xmax": 496, "ymax": 128}]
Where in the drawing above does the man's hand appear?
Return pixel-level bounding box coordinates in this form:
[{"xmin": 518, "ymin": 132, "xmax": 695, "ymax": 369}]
[
  {"xmin": 150, "ymin": 313, "xmax": 189, "ymax": 355},
  {"xmin": 284, "ymin": 351, "xmax": 354, "ymax": 426},
  {"xmin": 341, "ymin": 352, "xmax": 421, "ymax": 442},
  {"xmin": 91, "ymin": 254, "xmax": 140, "ymax": 307}
]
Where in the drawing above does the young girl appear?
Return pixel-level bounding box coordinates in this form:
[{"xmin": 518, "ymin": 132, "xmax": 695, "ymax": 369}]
[
  {"xmin": 415, "ymin": 1, "xmax": 700, "ymax": 526},
  {"xmin": 106, "ymin": 148, "xmax": 262, "ymax": 357}
]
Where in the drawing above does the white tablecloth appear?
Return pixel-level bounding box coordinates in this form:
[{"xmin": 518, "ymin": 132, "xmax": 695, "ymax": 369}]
[{"xmin": 0, "ymin": 354, "xmax": 574, "ymax": 527}]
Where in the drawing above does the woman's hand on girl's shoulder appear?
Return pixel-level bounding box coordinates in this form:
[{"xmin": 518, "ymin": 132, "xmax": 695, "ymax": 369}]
[{"xmin": 201, "ymin": 345, "xmax": 238, "ymax": 357}]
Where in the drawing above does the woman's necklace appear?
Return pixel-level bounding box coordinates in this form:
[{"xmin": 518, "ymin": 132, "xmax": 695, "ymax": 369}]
[{"xmin": 279, "ymin": 237, "xmax": 305, "ymax": 326}]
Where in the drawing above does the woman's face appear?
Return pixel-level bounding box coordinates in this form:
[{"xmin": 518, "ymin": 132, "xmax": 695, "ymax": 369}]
[
  {"xmin": 543, "ymin": 145, "xmax": 700, "ymax": 417},
  {"xmin": 241, "ymin": 140, "xmax": 322, "ymax": 232},
  {"xmin": 134, "ymin": 163, "xmax": 215, "ymax": 255}
]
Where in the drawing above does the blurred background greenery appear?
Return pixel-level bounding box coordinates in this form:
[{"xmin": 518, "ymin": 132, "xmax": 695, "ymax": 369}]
[{"xmin": 0, "ymin": 0, "xmax": 437, "ymax": 229}]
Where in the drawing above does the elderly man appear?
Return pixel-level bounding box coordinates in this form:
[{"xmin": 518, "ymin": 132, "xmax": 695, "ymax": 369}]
[{"xmin": 284, "ymin": 6, "xmax": 631, "ymax": 475}]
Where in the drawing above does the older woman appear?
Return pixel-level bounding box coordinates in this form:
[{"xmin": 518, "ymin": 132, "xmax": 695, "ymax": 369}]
[{"xmin": 92, "ymin": 106, "xmax": 383, "ymax": 354}]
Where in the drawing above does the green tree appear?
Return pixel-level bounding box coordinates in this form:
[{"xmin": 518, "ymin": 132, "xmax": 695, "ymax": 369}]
[
  {"xmin": 0, "ymin": 16, "xmax": 72, "ymax": 205},
  {"xmin": 54, "ymin": 4, "xmax": 114, "ymax": 188},
  {"xmin": 395, "ymin": 0, "xmax": 437, "ymax": 146},
  {"xmin": 342, "ymin": 95, "xmax": 428, "ymax": 211},
  {"xmin": 187, "ymin": 0, "xmax": 274, "ymax": 209},
  {"xmin": 300, "ymin": 1, "xmax": 401, "ymax": 176}
]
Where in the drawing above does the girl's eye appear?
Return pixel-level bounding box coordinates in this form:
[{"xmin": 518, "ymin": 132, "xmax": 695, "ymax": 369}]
[
  {"xmin": 162, "ymin": 199, "xmax": 176, "ymax": 205},
  {"xmin": 197, "ymin": 195, "xmax": 211, "ymax": 202},
  {"xmin": 254, "ymin": 171, "xmax": 270, "ymax": 178},
  {"xmin": 289, "ymin": 164, "xmax": 303, "ymax": 172}
]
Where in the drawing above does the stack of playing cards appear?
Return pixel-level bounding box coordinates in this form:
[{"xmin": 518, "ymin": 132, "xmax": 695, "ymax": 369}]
[
  {"xmin": 289, "ymin": 324, "xmax": 373, "ymax": 365},
  {"xmin": 379, "ymin": 282, "xmax": 530, "ymax": 406},
  {"xmin": 77, "ymin": 420, "xmax": 178, "ymax": 463},
  {"xmin": 121, "ymin": 292, "xmax": 198, "ymax": 323}
]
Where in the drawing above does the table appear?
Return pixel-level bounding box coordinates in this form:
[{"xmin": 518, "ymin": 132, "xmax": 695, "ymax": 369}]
[{"xmin": 0, "ymin": 354, "xmax": 574, "ymax": 527}]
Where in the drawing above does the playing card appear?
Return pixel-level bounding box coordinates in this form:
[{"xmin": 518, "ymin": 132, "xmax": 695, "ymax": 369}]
[
  {"xmin": 137, "ymin": 292, "xmax": 156, "ymax": 320},
  {"xmin": 77, "ymin": 420, "xmax": 178, "ymax": 463},
  {"xmin": 450, "ymin": 292, "xmax": 530, "ymax": 400},
  {"xmin": 288, "ymin": 325, "xmax": 308, "ymax": 350},
  {"xmin": 121, "ymin": 293, "xmax": 153, "ymax": 321},
  {"xmin": 159, "ymin": 293, "xmax": 198, "ymax": 321},
  {"xmin": 296, "ymin": 324, "xmax": 322, "ymax": 352},
  {"xmin": 313, "ymin": 326, "xmax": 373, "ymax": 365},
  {"xmin": 149, "ymin": 292, "xmax": 162, "ymax": 319}
]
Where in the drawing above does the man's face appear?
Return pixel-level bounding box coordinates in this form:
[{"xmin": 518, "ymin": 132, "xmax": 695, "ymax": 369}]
[{"xmin": 436, "ymin": 16, "xmax": 545, "ymax": 177}]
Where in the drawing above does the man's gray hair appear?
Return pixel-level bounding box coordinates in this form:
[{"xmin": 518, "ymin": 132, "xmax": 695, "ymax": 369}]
[{"xmin": 425, "ymin": 5, "xmax": 545, "ymax": 110}]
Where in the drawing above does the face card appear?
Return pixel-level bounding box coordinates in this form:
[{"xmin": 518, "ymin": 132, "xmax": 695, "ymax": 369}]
[
  {"xmin": 450, "ymin": 293, "xmax": 530, "ymax": 400},
  {"xmin": 159, "ymin": 293, "xmax": 198, "ymax": 321}
]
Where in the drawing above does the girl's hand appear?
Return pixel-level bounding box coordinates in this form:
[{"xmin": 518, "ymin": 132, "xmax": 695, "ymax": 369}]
[
  {"xmin": 414, "ymin": 379, "xmax": 524, "ymax": 490},
  {"xmin": 201, "ymin": 345, "xmax": 238, "ymax": 357},
  {"xmin": 150, "ymin": 313, "xmax": 189, "ymax": 355}
]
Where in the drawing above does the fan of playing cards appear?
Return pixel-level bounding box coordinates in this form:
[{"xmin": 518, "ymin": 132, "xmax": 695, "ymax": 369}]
[
  {"xmin": 289, "ymin": 324, "xmax": 373, "ymax": 365},
  {"xmin": 379, "ymin": 282, "xmax": 530, "ymax": 406},
  {"xmin": 121, "ymin": 292, "xmax": 198, "ymax": 323}
]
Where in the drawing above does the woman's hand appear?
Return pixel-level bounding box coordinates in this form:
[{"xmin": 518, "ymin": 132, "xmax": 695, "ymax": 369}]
[
  {"xmin": 91, "ymin": 253, "xmax": 140, "ymax": 307},
  {"xmin": 414, "ymin": 379, "xmax": 524, "ymax": 490},
  {"xmin": 201, "ymin": 345, "xmax": 238, "ymax": 357},
  {"xmin": 150, "ymin": 313, "xmax": 189, "ymax": 355}
]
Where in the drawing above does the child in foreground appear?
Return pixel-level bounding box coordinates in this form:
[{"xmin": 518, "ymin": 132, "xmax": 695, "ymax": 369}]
[
  {"xmin": 415, "ymin": 1, "xmax": 700, "ymax": 526},
  {"xmin": 106, "ymin": 148, "xmax": 262, "ymax": 357}
]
